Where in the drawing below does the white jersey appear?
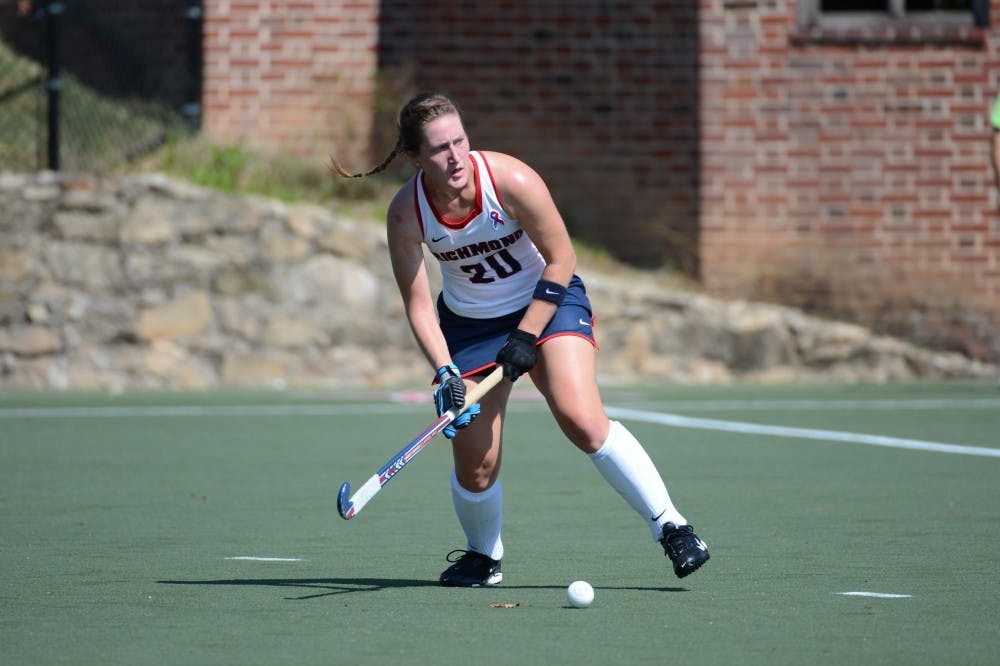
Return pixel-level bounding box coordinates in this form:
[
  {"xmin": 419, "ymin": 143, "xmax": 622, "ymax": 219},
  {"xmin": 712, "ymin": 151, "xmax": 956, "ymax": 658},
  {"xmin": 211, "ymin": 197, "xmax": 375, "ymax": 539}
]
[{"xmin": 416, "ymin": 151, "xmax": 546, "ymax": 318}]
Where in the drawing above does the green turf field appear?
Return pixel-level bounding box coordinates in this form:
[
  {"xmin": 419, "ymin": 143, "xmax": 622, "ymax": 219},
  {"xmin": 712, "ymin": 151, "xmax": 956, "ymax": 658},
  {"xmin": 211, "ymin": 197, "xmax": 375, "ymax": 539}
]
[{"xmin": 2, "ymin": 381, "xmax": 999, "ymax": 665}]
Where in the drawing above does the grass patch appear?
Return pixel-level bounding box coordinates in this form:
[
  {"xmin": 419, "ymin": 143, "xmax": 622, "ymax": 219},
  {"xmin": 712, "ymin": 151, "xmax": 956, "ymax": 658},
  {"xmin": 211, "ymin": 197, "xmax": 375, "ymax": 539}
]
[
  {"xmin": 142, "ymin": 137, "xmax": 669, "ymax": 277},
  {"xmin": 0, "ymin": 41, "xmax": 45, "ymax": 168},
  {"xmin": 144, "ymin": 135, "xmax": 403, "ymax": 220},
  {"xmin": 142, "ymin": 136, "xmax": 695, "ymax": 285}
]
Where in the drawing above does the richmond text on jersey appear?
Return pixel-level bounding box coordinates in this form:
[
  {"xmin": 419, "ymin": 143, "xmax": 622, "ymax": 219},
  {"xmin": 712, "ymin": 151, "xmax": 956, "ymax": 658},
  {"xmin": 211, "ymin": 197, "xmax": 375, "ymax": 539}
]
[{"xmin": 415, "ymin": 151, "xmax": 546, "ymax": 318}]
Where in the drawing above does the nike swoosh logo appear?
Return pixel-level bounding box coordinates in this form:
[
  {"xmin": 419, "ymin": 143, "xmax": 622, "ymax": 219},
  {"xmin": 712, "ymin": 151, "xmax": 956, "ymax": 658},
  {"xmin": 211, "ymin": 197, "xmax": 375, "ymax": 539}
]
[
  {"xmin": 579, "ymin": 319, "xmax": 591, "ymax": 327},
  {"xmin": 431, "ymin": 235, "xmax": 448, "ymax": 242},
  {"xmin": 545, "ymin": 288, "xmax": 559, "ymax": 295}
]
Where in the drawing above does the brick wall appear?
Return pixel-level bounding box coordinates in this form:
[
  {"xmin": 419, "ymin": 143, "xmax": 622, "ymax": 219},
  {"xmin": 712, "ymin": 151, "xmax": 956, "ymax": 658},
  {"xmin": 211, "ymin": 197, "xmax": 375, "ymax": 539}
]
[
  {"xmin": 201, "ymin": 0, "xmax": 379, "ymax": 162},
  {"xmin": 698, "ymin": 0, "xmax": 1000, "ymax": 361}
]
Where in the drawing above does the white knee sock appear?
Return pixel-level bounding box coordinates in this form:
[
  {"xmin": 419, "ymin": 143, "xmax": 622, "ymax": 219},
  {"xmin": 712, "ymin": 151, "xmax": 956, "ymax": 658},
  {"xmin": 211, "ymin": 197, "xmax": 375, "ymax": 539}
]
[
  {"xmin": 588, "ymin": 420, "xmax": 687, "ymax": 540},
  {"xmin": 451, "ymin": 471, "xmax": 504, "ymax": 561}
]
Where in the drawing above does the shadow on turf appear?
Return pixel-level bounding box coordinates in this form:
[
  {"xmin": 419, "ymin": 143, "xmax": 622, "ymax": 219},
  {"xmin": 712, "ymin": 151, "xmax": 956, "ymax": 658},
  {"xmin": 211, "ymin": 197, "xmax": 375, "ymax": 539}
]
[
  {"xmin": 157, "ymin": 578, "xmax": 687, "ymax": 600},
  {"xmin": 157, "ymin": 577, "xmax": 437, "ymax": 600}
]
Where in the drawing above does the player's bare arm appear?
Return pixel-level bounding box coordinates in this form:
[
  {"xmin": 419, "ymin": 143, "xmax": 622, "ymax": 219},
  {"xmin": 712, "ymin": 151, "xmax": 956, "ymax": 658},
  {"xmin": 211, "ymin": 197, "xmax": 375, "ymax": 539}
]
[
  {"xmin": 386, "ymin": 183, "xmax": 453, "ymax": 370},
  {"xmin": 485, "ymin": 151, "xmax": 577, "ymax": 337}
]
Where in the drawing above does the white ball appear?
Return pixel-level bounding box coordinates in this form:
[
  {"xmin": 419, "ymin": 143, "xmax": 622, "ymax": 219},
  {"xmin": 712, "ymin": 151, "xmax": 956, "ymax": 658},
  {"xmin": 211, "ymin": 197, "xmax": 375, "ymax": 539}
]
[{"xmin": 566, "ymin": 580, "xmax": 594, "ymax": 608}]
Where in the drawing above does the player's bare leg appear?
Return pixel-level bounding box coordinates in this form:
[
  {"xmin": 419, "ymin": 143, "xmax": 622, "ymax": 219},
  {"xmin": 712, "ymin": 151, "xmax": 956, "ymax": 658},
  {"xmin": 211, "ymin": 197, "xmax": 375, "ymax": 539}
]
[
  {"xmin": 450, "ymin": 376, "xmax": 510, "ymax": 492},
  {"xmin": 529, "ymin": 335, "xmax": 609, "ymax": 453}
]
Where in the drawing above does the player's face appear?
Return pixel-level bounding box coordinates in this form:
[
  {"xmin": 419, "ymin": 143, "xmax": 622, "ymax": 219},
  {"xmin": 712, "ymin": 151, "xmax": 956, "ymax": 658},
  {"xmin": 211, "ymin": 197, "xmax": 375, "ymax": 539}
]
[{"xmin": 417, "ymin": 114, "xmax": 470, "ymax": 191}]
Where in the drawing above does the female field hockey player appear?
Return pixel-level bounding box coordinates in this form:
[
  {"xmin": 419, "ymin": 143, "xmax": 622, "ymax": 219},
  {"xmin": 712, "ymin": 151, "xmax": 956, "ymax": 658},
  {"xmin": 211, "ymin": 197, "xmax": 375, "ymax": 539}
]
[{"xmin": 333, "ymin": 92, "xmax": 710, "ymax": 587}]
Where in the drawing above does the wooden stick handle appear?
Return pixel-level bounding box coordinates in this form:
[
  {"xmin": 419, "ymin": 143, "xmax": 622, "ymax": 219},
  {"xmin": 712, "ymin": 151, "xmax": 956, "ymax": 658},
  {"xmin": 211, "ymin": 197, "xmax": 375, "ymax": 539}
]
[{"xmin": 459, "ymin": 365, "xmax": 505, "ymax": 414}]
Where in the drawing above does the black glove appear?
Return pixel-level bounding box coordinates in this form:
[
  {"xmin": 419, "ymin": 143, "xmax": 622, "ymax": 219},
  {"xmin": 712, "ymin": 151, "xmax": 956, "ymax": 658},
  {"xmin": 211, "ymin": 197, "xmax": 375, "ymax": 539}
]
[{"xmin": 495, "ymin": 329, "xmax": 538, "ymax": 381}]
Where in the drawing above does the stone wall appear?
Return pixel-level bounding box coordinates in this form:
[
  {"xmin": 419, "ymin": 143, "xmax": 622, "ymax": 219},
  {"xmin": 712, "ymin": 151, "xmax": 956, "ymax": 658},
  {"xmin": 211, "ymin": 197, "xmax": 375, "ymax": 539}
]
[{"xmin": 1, "ymin": 172, "xmax": 995, "ymax": 391}]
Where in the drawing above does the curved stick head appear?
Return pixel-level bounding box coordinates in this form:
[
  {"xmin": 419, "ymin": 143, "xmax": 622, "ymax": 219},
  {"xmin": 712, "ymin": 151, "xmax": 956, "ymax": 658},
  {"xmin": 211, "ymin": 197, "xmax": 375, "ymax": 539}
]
[{"xmin": 337, "ymin": 481, "xmax": 354, "ymax": 520}]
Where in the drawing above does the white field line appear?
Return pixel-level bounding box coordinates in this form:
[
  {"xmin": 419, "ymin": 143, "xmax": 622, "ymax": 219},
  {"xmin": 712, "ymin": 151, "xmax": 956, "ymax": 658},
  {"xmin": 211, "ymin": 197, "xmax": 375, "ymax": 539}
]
[
  {"xmin": 3, "ymin": 398, "xmax": 996, "ymax": 457},
  {"xmin": 605, "ymin": 407, "xmax": 1000, "ymax": 458},
  {"xmin": 1, "ymin": 396, "xmax": 996, "ymax": 420},
  {"xmin": 621, "ymin": 398, "xmax": 1000, "ymax": 411},
  {"xmin": 225, "ymin": 556, "xmax": 303, "ymax": 562},
  {"xmin": 837, "ymin": 591, "xmax": 912, "ymax": 598}
]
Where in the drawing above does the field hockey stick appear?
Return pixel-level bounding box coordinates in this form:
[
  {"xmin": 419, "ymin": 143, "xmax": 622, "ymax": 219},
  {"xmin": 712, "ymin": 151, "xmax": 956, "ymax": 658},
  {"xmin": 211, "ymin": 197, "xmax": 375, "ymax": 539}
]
[{"xmin": 337, "ymin": 365, "xmax": 505, "ymax": 520}]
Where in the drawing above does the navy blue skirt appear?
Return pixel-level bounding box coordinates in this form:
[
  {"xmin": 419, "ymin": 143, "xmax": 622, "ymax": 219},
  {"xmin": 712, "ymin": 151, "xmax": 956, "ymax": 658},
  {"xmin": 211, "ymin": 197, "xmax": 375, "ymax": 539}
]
[{"xmin": 437, "ymin": 275, "xmax": 598, "ymax": 377}]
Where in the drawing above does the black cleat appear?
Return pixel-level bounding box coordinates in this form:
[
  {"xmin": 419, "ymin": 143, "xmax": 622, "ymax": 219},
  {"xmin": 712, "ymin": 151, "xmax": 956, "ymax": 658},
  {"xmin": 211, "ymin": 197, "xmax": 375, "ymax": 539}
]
[
  {"xmin": 660, "ymin": 522, "xmax": 710, "ymax": 579},
  {"xmin": 439, "ymin": 549, "xmax": 502, "ymax": 587}
]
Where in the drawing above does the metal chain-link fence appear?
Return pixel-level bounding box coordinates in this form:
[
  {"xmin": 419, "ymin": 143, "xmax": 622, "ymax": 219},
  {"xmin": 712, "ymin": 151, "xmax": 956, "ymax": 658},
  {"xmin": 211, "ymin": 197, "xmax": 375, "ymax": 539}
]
[
  {"xmin": 0, "ymin": 1, "xmax": 200, "ymax": 173},
  {"xmin": 0, "ymin": 30, "xmax": 44, "ymax": 170}
]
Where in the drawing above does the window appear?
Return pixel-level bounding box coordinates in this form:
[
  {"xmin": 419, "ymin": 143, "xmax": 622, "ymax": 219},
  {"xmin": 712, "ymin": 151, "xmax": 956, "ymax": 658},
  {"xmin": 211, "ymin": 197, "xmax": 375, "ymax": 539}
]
[{"xmin": 798, "ymin": 0, "xmax": 989, "ymax": 30}]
